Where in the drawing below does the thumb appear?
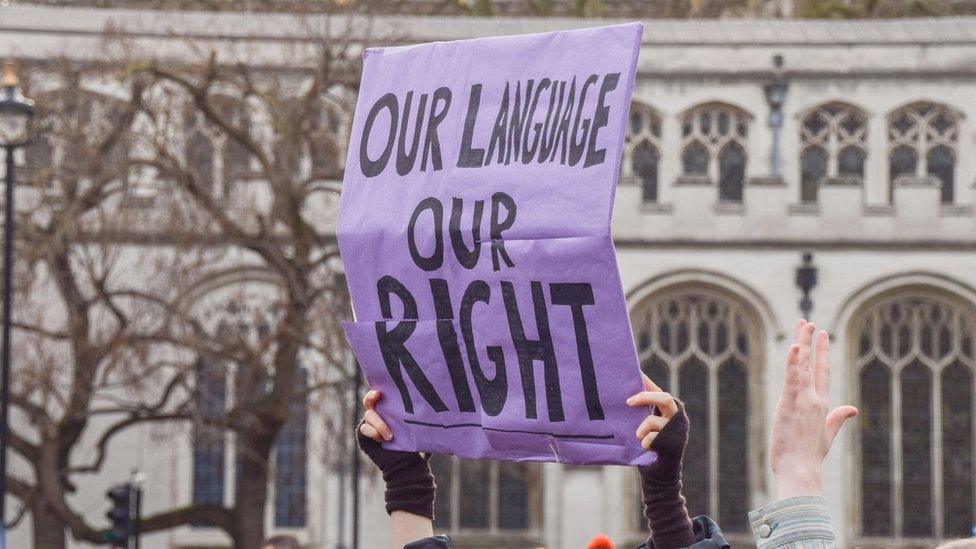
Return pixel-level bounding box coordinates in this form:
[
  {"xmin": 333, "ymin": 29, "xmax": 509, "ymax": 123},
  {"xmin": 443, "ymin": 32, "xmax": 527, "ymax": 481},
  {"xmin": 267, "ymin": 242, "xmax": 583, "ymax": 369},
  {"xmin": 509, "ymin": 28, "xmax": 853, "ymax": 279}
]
[
  {"xmin": 641, "ymin": 372, "xmax": 661, "ymax": 392},
  {"xmin": 824, "ymin": 405, "xmax": 858, "ymax": 448}
]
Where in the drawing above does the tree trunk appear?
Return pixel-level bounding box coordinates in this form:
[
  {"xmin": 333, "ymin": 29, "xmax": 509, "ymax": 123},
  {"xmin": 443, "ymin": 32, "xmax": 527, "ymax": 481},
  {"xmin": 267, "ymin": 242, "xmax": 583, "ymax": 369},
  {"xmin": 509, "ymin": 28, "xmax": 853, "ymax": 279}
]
[
  {"xmin": 31, "ymin": 500, "xmax": 67, "ymax": 549},
  {"xmin": 233, "ymin": 432, "xmax": 274, "ymax": 549}
]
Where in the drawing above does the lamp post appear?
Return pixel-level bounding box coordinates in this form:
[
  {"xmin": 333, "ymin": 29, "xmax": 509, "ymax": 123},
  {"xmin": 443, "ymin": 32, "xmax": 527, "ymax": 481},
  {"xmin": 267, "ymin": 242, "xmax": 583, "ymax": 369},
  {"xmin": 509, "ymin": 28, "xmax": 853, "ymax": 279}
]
[
  {"xmin": 0, "ymin": 60, "xmax": 35, "ymax": 541},
  {"xmin": 351, "ymin": 366, "xmax": 361, "ymax": 549},
  {"xmin": 763, "ymin": 54, "xmax": 788, "ymax": 179},
  {"xmin": 795, "ymin": 251, "xmax": 817, "ymax": 320}
]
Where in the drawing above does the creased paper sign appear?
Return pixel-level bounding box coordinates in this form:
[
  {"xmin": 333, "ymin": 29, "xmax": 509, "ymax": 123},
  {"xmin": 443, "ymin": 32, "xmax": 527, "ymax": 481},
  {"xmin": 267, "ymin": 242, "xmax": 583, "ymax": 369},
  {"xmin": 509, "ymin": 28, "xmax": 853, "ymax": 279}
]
[{"xmin": 338, "ymin": 23, "xmax": 652, "ymax": 465}]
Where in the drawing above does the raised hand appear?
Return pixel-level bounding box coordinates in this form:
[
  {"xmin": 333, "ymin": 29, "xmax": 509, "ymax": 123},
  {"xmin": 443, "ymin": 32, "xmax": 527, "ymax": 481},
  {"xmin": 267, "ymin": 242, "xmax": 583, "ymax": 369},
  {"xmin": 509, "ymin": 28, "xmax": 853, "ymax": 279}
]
[{"xmin": 770, "ymin": 320, "xmax": 859, "ymax": 500}]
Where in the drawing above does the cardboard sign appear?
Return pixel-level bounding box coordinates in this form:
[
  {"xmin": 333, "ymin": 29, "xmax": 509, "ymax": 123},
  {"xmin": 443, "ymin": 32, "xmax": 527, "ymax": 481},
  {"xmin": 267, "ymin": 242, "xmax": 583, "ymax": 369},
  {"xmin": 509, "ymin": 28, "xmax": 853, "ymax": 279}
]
[{"xmin": 339, "ymin": 23, "xmax": 653, "ymax": 465}]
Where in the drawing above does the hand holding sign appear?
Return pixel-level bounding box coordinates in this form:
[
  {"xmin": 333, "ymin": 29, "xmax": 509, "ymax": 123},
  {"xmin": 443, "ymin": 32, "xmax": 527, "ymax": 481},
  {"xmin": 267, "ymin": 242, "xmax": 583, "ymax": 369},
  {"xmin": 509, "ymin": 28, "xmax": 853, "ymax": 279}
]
[
  {"xmin": 361, "ymin": 390, "xmax": 393, "ymax": 442},
  {"xmin": 339, "ymin": 23, "xmax": 649, "ymax": 465},
  {"xmin": 361, "ymin": 381, "xmax": 679, "ymax": 458},
  {"xmin": 628, "ymin": 373, "xmax": 679, "ymax": 450}
]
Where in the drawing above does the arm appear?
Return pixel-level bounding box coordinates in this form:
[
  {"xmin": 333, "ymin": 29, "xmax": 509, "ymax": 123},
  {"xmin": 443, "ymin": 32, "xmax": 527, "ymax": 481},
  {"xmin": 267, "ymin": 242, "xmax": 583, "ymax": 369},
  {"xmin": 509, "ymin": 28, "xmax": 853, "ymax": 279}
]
[
  {"xmin": 753, "ymin": 320, "xmax": 858, "ymax": 549},
  {"xmin": 749, "ymin": 496, "xmax": 835, "ymax": 549},
  {"xmin": 390, "ymin": 511, "xmax": 434, "ymax": 546},
  {"xmin": 357, "ymin": 390, "xmax": 442, "ymax": 548},
  {"xmin": 627, "ymin": 374, "xmax": 698, "ymax": 548}
]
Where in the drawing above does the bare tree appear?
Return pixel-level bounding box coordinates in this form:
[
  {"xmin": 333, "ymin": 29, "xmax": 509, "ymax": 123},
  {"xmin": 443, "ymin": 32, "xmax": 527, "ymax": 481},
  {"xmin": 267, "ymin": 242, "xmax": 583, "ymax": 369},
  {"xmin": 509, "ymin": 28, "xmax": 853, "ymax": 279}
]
[
  {"xmin": 6, "ymin": 60, "xmax": 200, "ymax": 549},
  {"xmin": 126, "ymin": 51, "xmax": 357, "ymax": 547},
  {"xmin": 6, "ymin": 5, "xmax": 367, "ymax": 548}
]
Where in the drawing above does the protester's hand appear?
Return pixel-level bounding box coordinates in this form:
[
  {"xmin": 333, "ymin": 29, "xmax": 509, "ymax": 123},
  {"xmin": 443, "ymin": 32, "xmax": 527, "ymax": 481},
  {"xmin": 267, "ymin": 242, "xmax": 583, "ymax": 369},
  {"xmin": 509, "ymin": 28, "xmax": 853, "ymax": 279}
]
[
  {"xmin": 357, "ymin": 389, "xmax": 423, "ymax": 470},
  {"xmin": 770, "ymin": 320, "xmax": 858, "ymax": 500},
  {"xmin": 627, "ymin": 373, "xmax": 680, "ymax": 450},
  {"xmin": 355, "ymin": 389, "xmax": 436, "ymax": 521},
  {"xmin": 631, "ymin": 373, "xmax": 697, "ymax": 548},
  {"xmin": 360, "ymin": 389, "xmax": 394, "ymax": 442}
]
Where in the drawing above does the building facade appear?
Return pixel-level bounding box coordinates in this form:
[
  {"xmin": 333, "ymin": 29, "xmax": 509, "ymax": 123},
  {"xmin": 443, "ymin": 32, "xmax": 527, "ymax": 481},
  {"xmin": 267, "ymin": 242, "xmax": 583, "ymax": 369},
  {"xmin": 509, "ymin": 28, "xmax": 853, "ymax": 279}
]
[{"xmin": 2, "ymin": 5, "xmax": 975, "ymax": 548}]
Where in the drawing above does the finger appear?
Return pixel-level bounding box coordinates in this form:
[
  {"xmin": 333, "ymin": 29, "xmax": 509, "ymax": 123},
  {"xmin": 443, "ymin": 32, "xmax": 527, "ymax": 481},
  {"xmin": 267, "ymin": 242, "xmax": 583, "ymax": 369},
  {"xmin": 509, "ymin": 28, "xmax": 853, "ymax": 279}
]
[
  {"xmin": 825, "ymin": 405, "xmax": 858, "ymax": 449},
  {"xmin": 362, "ymin": 389, "xmax": 381, "ymax": 411},
  {"xmin": 641, "ymin": 431, "xmax": 659, "ymax": 450},
  {"xmin": 636, "ymin": 414, "xmax": 669, "ymax": 440},
  {"xmin": 782, "ymin": 343, "xmax": 802, "ymax": 400},
  {"xmin": 641, "ymin": 372, "xmax": 662, "ymax": 392},
  {"xmin": 364, "ymin": 409, "xmax": 392, "ymax": 441},
  {"xmin": 795, "ymin": 319, "xmax": 807, "ymax": 338},
  {"xmin": 796, "ymin": 323, "xmax": 816, "ymax": 391},
  {"xmin": 626, "ymin": 391, "xmax": 678, "ymax": 418},
  {"xmin": 359, "ymin": 422, "xmax": 384, "ymax": 443},
  {"xmin": 814, "ymin": 330, "xmax": 831, "ymax": 398}
]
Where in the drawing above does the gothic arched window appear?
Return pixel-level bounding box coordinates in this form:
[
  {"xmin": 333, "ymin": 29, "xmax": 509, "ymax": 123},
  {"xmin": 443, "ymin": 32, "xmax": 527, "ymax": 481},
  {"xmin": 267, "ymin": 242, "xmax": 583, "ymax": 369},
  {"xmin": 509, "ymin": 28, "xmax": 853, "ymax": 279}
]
[
  {"xmin": 183, "ymin": 95, "xmax": 253, "ymax": 194},
  {"xmin": 682, "ymin": 141, "xmax": 708, "ymax": 176},
  {"xmin": 631, "ymin": 286, "xmax": 762, "ymax": 533},
  {"xmin": 190, "ymin": 288, "xmax": 309, "ymax": 529},
  {"xmin": 887, "ymin": 102, "xmax": 960, "ymax": 203},
  {"xmin": 272, "ymin": 97, "xmax": 346, "ymax": 182},
  {"xmin": 624, "ymin": 104, "xmax": 662, "ymax": 203},
  {"xmin": 800, "ymin": 146, "xmax": 828, "ymax": 203},
  {"xmin": 274, "ymin": 366, "xmax": 308, "ymax": 527},
  {"xmin": 307, "ymin": 99, "xmax": 345, "ymax": 179},
  {"xmin": 192, "ymin": 359, "xmax": 227, "ymax": 523},
  {"xmin": 852, "ymin": 293, "xmax": 976, "ymax": 541},
  {"xmin": 719, "ymin": 142, "xmax": 746, "ymax": 203},
  {"xmin": 430, "ymin": 457, "xmax": 542, "ymax": 538},
  {"xmin": 24, "ymin": 91, "xmax": 132, "ymax": 195},
  {"xmin": 680, "ymin": 104, "xmax": 750, "ymax": 203},
  {"xmin": 799, "ymin": 102, "xmax": 867, "ymax": 202}
]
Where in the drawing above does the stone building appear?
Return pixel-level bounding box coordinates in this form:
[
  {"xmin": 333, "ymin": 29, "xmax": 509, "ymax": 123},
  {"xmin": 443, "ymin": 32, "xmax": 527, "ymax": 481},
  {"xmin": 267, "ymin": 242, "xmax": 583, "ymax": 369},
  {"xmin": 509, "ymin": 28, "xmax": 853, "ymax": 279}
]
[{"xmin": 2, "ymin": 4, "xmax": 975, "ymax": 548}]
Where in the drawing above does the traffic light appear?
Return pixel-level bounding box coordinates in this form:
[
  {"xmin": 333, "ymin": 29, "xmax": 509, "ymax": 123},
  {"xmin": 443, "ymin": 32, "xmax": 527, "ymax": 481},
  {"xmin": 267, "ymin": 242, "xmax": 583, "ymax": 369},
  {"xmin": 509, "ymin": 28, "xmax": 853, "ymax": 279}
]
[{"xmin": 105, "ymin": 483, "xmax": 133, "ymax": 548}]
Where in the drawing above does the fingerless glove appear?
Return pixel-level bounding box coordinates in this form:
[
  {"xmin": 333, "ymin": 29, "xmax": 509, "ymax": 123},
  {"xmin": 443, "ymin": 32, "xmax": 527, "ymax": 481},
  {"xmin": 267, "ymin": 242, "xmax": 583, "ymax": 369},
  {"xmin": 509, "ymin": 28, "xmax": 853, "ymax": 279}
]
[
  {"xmin": 638, "ymin": 400, "xmax": 696, "ymax": 549},
  {"xmin": 357, "ymin": 426, "xmax": 436, "ymax": 519}
]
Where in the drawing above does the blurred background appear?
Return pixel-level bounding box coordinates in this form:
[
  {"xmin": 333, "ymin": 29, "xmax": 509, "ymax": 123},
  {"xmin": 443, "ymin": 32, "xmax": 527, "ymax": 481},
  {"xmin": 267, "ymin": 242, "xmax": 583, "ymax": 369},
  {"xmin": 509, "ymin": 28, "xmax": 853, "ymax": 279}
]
[{"xmin": 0, "ymin": 0, "xmax": 974, "ymax": 548}]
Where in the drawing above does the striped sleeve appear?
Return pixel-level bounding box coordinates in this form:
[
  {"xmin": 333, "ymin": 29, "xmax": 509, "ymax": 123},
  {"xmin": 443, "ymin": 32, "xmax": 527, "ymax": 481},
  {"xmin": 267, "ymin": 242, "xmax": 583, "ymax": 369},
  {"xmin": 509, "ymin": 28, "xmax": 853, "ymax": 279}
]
[{"xmin": 748, "ymin": 496, "xmax": 836, "ymax": 549}]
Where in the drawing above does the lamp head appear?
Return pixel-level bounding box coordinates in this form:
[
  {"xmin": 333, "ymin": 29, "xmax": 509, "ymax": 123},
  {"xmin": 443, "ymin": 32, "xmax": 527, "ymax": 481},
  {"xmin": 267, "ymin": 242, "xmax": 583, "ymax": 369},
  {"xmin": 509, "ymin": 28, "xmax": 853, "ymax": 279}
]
[
  {"xmin": 0, "ymin": 61, "xmax": 34, "ymax": 148},
  {"xmin": 1, "ymin": 61, "xmax": 18, "ymax": 88}
]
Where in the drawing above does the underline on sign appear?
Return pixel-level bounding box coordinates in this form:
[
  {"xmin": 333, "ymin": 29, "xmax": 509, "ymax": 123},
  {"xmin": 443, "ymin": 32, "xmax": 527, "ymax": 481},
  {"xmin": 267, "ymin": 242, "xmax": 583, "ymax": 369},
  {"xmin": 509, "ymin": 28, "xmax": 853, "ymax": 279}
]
[{"xmin": 403, "ymin": 419, "xmax": 616, "ymax": 440}]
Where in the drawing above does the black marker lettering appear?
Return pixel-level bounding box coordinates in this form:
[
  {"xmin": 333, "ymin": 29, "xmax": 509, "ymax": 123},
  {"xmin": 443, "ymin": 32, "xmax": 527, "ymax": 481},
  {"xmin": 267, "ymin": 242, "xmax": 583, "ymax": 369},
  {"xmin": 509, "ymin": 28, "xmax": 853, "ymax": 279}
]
[
  {"xmin": 489, "ymin": 192, "xmax": 516, "ymax": 272},
  {"xmin": 460, "ymin": 280, "xmax": 508, "ymax": 416},
  {"xmin": 359, "ymin": 93, "xmax": 398, "ymax": 177},
  {"xmin": 395, "ymin": 91, "xmax": 428, "ymax": 176},
  {"xmin": 506, "ymin": 80, "xmax": 533, "ymax": 165},
  {"xmin": 375, "ymin": 275, "xmax": 447, "ymax": 414},
  {"xmin": 550, "ymin": 283, "xmax": 604, "ymax": 420},
  {"xmin": 551, "ymin": 77, "xmax": 576, "ymax": 164},
  {"xmin": 421, "ymin": 87, "xmax": 451, "ymax": 172},
  {"xmin": 502, "ymin": 281, "xmax": 564, "ymax": 422},
  {"xmin": 429, "ymin": 278, "xmax": 476, "ymax": 412},
  {"xmin": 485, "ymin": 82, "xmax": 510, "ymax": 166},
  {"xmin": 457, "ymin": 84, "xmax": 486, "ymax": 168},
  {"xmin": 584, "ymin": 72, "xmax": 620, "ymax": 168},
  {"xmin": 569, "ymin": 74, "xmax": 598, "ymax": 166},
  {"xmin": 538, "ymin": 80, "xmax": 564, "ymax": 162},
  {"xmin": 521, "ymin": 78, "xmax": 550, "ymax": 164},
  {"xmin": 407, "ymin": 197, "xmax": 444, "ymax": 271},
  {"xmin": 449, "ymin": 197, "xmax": 484, "ymax": 269}
]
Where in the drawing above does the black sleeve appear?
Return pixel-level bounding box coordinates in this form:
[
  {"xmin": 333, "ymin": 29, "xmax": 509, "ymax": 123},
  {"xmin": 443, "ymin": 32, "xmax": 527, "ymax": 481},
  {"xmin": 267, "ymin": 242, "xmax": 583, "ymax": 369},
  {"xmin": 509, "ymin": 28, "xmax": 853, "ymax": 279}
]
[
  {"xmin": 403, "ymin": 535, "xmax": 452, "ymax": 549},
  {"xmin": 636, "ymin": 516, "xmax": 730, "ymax": 549}
]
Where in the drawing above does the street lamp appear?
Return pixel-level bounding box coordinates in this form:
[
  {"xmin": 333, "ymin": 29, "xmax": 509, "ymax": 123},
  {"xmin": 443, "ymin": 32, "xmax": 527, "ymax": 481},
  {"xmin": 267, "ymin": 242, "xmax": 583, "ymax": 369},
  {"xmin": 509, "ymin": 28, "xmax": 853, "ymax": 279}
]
[
  {"xmin": 795, "ymin": 251, "xmax": 818, "ymax": 320},
  {"xmin": 0, "ymin": 60, "xmax": 34, "ymax": 541},
  {"xmin": 763, "ymin": 54, "xmax": 788, "ymax": 179}
]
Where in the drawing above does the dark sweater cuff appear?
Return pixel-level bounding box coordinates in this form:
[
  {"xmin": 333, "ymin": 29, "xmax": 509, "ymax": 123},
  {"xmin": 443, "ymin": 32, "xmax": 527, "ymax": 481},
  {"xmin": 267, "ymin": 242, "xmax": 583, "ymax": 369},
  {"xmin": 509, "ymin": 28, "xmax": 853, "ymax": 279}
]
[
  {"xmin": 640, "ymin": 473, "xmax": 696, "ymax": 548},
  {"xmin": 382, "ymin": 459, "xmax": 436, "ymax": 519}
]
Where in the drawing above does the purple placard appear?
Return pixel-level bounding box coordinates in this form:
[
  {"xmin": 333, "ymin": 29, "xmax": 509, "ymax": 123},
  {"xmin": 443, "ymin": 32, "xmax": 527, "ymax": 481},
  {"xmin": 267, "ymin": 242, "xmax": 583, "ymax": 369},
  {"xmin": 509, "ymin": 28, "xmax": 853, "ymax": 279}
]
[{"xmin": 339, "ymin": 23, "xmax": 652, "ymax": 465}]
